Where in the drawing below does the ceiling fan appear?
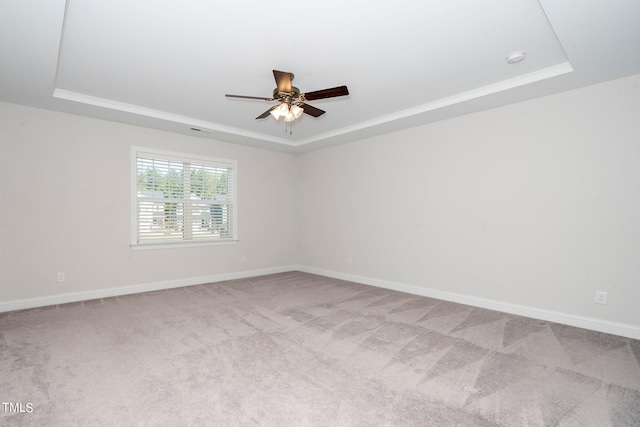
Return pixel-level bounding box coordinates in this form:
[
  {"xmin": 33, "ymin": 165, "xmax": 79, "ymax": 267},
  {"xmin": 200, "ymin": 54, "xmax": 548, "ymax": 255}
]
[{"xmin": 225, "ymin": 70, "xmax": 349, "ymax": 123}]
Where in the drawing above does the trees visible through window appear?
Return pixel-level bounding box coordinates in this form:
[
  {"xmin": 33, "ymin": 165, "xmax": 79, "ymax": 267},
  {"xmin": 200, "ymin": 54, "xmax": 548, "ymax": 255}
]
[{"xmin": 133, "ymin": 148, "xmax": 236, "ymax": 245}]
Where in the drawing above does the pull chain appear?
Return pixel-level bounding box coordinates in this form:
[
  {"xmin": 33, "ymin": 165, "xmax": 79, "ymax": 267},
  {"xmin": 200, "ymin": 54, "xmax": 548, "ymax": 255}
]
[{"xmin": 284, "ymin": 120, "xmax": 293, "ymax": 135}]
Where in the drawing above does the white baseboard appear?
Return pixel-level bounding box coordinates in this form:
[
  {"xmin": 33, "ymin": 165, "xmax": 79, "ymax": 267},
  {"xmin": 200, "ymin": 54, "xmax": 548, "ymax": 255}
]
[
  {"xmin": 4, "ymin": 264, "xmax": 639, "ymax": 340},
  {"xmin": 297, "ymin": 265, "xmax": 640, "ymax": 340},
  {"xmin": 0, "ymin": 266, "xmax": 297, "ymax": 314}
]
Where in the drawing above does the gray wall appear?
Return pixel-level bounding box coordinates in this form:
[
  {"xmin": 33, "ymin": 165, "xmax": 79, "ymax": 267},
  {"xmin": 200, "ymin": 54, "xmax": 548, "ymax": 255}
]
[
  {"xmin": 298, "ymin": 74, "xmax": 640, "ymax": 329},
  {"xmin": 0, "ymin": 103, "xmax": 298, "ymax": 303}
]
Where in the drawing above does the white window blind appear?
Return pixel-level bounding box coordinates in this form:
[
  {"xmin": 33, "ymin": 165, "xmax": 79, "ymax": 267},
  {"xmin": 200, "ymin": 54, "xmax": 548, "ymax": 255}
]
[{"xmin": 134, "ymin": 149, "xmax": 236, "ymax": 245}]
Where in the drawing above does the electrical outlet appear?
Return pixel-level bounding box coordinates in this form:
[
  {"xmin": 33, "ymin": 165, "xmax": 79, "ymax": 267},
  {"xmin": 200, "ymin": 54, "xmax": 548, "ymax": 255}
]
[
  {"xmin": 595, "ymin": 291, "xmax": 607, "ymax": 304},
  {"xmin": 347, "ymin": 258, "xmax": 353, "ymax": 266},
  {"xmin": 241, "ymin": 256, "xmax": 246, "ymax": 264},
  {"xmin": 57, "ymin": 272, "xmax": 65, "ymax": 283}
]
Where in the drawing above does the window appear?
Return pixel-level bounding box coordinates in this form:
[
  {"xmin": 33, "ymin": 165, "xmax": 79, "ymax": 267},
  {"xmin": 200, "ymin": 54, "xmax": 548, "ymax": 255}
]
[{"xmin": 132, "ymin": 147, "xmax": 237, "ymax": 246}]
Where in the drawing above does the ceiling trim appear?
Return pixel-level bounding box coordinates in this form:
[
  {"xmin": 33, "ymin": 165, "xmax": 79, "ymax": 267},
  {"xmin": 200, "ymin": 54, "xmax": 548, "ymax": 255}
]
[
  {"xmin": 53, "ymin": 62, "xmax": 572, "ymax": 148},
  {"xmin": 52, "ymin": 88, "xmax": 297, "ymax": 146},
  {"xmin": 299, "ymin": 62, "xmax": 574, "ymax": 145}
]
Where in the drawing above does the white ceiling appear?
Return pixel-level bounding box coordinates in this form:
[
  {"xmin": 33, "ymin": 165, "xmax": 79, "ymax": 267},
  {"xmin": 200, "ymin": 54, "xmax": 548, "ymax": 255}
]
[{"xmin": 1, "ymin": 0, "xmax": 639, "ymax": 153}]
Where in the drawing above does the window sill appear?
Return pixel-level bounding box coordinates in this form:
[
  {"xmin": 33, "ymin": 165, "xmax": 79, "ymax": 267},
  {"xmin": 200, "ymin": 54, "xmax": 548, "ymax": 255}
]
[{"xmin": 130, "ymin": 239, "xmax": 239, "ymax": 250}]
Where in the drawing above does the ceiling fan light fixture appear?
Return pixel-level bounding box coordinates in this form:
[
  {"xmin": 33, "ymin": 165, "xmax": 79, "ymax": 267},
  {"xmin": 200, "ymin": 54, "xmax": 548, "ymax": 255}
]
[
  {"xmin": 284, "ymin": 110, "xmax": 296, "ymax": 122},
  {"xmin": 291, "ymin": 104, "xmax": 303, "ymax": 119},
  {"xmin": 270, "ymin": 108, "xmax": 281, "ymax": 120},
  {"xmin": 278, "ymin": 103, "xmax": 289, "ymax": 114}
]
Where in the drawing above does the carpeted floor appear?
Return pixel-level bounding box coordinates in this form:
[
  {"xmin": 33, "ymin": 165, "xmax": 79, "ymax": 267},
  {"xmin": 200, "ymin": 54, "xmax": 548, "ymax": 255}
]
[{"xmin": 1, "ymin": 272, "xmax": 639, "ymax": 426}]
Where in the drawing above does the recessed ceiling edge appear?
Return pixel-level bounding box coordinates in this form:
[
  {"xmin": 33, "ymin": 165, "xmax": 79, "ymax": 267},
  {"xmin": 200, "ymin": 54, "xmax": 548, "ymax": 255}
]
[{"xmin": 52, "ymin": 62, "xmax": 572, "ymax": 148}]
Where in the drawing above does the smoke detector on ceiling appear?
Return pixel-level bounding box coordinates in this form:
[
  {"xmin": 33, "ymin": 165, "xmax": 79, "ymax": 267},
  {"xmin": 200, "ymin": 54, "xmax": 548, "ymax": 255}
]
[{"xmin": 506, "ymin": 51, "xmax": 526, "ymax": 64}]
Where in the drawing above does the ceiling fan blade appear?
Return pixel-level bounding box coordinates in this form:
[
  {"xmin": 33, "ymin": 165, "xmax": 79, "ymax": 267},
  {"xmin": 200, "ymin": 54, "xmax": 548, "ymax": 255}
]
[
  {"xmin": 273, "ymin": 70, "xmax": 293, "ymax": 93},
  {"xmin": 226, "ymin": 94, "xmax": 274, "ymax": 101},
  {"xmin": 300, "ymin": 103, "xmax": 326, "ymax": 118},
  {"xmin": 256, "ymin": 106, "xmax": 277, "ymax": 119},
  {"xmin": 303, "ymin": 85, "xmax": 349, "ymax": 101}
]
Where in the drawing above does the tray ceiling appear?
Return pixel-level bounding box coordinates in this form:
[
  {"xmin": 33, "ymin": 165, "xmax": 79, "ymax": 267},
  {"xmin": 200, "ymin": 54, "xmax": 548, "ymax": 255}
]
[{"xmin": 1, "ymin": 0, "xmax": 639, "ymax": 152}]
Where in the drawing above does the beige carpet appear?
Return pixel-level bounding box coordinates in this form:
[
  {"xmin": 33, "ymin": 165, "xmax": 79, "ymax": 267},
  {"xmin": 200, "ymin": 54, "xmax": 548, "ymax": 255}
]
[{"xmin": 1, "ymin": 272, "xmax": 639, "ymax": 426}]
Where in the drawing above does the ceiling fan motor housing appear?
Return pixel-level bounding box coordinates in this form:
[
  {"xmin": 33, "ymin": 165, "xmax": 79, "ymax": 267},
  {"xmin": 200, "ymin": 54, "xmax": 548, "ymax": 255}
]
[{"xmin": 273, "ymin": 86, "xmax": 301, "ymax": 103}]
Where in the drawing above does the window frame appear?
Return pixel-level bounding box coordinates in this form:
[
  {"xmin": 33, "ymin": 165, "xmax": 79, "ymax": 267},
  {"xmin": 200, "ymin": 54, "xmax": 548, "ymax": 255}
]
[{"xmin": 130, "ymin": 146, "xmax": 238, "ymax": 249}]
